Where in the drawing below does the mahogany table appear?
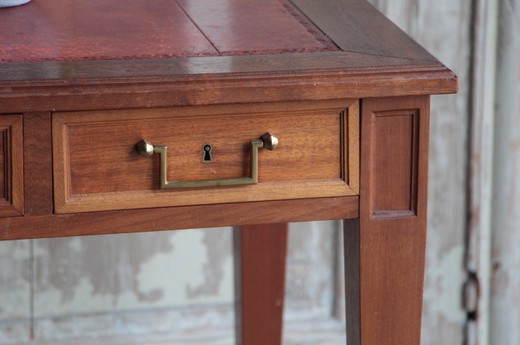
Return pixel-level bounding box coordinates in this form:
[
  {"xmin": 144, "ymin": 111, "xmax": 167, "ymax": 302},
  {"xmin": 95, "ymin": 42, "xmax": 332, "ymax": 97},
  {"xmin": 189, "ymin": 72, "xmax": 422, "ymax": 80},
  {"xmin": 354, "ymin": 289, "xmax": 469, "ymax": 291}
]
[{"xmin": 0, "ymin": 0, "xmax": 457, "ymax": 344}]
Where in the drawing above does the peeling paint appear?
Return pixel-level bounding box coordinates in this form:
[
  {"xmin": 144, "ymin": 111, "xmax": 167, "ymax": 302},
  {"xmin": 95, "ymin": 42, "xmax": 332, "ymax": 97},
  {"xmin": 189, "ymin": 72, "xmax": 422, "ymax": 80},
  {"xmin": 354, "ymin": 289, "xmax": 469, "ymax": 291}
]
[
  {"xmin": 284, "ymin": 221, "xmax": 338, "ymax": 321},
  {"xmin": 1, "ymin": 220, "xmax": 343, "ymax": 343},
  {"xmin": 491, "ymin": 1, "xmax": 520, "ymax": 344},
  {"xmin": 187, "ymin": 228, "xmax": 233, "ymax": 299},
  {"xmin": 34, "ymin": 231, "xmax": 175, "ymax": 308},
  {"xmin": 32, "ymin": 229, "xmax": 236, "ymax": 317},
  {"xmin": 0, "ymin": 240, "xmax": 31, "ymax": 320},
  {"xmin": 423, "ymin": 246, "xmax": 466, "ymax": 324}
]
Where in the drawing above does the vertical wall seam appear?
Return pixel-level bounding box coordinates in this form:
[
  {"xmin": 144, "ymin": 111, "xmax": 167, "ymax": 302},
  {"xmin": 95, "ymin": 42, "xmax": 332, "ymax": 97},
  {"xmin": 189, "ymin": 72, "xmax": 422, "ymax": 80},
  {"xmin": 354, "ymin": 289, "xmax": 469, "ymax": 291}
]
[
  {"xmin": 464, "ymin": 0, "xmax": 499, "ymax": 343},
  {"xmin": 489, "ymin": 0, "xmax": 519, "ymax": 344}
]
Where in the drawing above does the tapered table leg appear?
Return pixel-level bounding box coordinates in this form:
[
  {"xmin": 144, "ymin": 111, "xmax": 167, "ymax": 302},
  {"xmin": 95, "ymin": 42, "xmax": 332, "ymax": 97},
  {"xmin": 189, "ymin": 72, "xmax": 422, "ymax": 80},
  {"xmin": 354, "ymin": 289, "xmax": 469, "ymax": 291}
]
[
  {"xmin": 345, "ymin": 96, "xmax": 430, "ymax": 345},
  {"xmin": 234, "ymin": 223, "xmax": 288, "ymax": 345}
]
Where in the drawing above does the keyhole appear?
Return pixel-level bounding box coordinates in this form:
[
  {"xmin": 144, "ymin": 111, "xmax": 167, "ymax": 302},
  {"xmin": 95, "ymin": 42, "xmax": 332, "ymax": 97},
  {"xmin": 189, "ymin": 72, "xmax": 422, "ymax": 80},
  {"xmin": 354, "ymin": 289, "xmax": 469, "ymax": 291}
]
[{"xmin": 202, "ymin": 144, "xmax": 213, "ymax": 163}]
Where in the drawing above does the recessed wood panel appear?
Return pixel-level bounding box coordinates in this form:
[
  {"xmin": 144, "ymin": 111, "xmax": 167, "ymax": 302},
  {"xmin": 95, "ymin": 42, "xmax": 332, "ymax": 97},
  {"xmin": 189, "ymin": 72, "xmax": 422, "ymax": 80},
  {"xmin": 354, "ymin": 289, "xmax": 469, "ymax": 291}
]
[
  {"xmin": 349, "ymin": 96, "xmax": 430, "ymax": 345},
  {"xmin": 53, "ymin": 100, "xmax": 359, "ymax": 213},
  {"xmin": 0, "ymin": 115, "xmax": 24, "ymax": 217},
  {"xmin": 367, "ymin": 109, "xmax": 419, "ymax": 218}
]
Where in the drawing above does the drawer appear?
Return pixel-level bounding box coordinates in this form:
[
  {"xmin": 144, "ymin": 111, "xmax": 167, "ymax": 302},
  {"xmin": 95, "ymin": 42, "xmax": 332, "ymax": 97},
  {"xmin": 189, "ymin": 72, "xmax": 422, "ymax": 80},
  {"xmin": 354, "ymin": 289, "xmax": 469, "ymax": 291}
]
[
  {"xmin": 0, "ymin": 115, "xmax": 23, "ymax": 217},
  {"xmin": 52, "ymin": 100, "xmax": 359, "ymax": 213}
]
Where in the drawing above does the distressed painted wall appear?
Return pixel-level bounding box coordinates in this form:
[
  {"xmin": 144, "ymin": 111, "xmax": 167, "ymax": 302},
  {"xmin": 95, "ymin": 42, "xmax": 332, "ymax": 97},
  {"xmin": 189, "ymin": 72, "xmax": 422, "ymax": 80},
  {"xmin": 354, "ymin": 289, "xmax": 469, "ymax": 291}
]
[
  {"xmin": 0, "ymin": 221, "xmax": 342, "ymax": 344},
  {"xmin": 32, "ymin": 228, "xmax": 236, "ymax": 343},
  {"xmin": 0, "ymin": 241, "xmax": 31, "ymax": 344},
  {"xmin": 490, "ymin": 0, "xmax": 520, "ymax": 344}
]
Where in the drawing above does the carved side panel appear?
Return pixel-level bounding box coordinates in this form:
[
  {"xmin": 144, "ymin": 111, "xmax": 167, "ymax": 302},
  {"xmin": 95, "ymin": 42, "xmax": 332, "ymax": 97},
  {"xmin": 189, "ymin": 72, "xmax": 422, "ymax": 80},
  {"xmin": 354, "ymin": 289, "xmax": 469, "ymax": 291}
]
[
  {"xmin": 368, "ymin": 109, "xmax": 419, "ymax": 218},
  {"xmin": 0, "ymin": 115, "xmax": 23, "ymax": 217},
  {"xmin": 345, "ymin": 96, "xmax": 430, "ymax": 345}
]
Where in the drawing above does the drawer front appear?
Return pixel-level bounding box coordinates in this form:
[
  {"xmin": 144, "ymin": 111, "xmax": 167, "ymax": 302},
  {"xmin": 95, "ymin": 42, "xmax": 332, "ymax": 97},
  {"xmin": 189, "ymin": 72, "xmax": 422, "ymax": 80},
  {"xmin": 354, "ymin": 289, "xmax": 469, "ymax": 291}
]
[
  {"xmin": 0, "ymin": 115, "xmax": 23, "ymax": 217},
  {"xmin": 53, "ymin": 100, "xmax": 359, "ymax": 213}
]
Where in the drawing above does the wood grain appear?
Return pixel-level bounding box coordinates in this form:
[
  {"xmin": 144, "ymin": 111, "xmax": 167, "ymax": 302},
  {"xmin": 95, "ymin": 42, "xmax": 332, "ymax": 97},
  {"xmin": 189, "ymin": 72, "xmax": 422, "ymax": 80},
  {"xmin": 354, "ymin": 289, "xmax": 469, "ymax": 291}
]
[
  {"xmin": 346, "ymin": 101, "xmax": 360, "ymax": 194},
  {"xmin": 344, "ymin": 219, "xmax": 361, "ymax": 345},
  {"xmin": 0, "ymin": 115, "xmax": 23, "ymax": 217},
  {"xmin": 292, "ymin": 0, "xmax": 437, "ymax": 62},
  {"xmin": 53, "ymin": 100, "xmax": 359, "ymax": 213},
  {"xmin": 369, "ymin": 108, "xmax": 419, "ymax": 217},
  {"xmin": 0, "ymin": 196, "xmax": 358, "ymax": 241},
  {"xmin": 23, "ymin": 112, "xmax": 53, "ymax": 215},
  {"xmin": 0, "ymin": 53, "xmax": 456, "ymax": 114},
  {"xmin": 234, "ymin": 223, "xmax": 288, "ymax": 345},
  {"xmin": 344, "ymin": 96, "xmax": 430, "ymax": 345}
]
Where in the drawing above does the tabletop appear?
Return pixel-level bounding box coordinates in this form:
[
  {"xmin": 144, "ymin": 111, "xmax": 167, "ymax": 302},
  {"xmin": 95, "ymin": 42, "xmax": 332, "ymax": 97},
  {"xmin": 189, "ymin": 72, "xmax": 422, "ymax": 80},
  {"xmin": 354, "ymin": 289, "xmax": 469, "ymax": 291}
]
[{"xmin": 0, "ymin": 0, "xmax": 456, "ymax": 102}]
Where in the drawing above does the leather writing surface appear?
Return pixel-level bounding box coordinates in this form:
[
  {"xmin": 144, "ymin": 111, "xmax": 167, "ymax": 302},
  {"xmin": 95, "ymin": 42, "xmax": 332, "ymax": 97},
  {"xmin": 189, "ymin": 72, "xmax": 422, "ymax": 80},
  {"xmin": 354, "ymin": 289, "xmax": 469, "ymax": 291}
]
[
  {"xmin": 0, "ymin": 0, "xmax": 218, "ymax": 62},
  {"xmin": 176, "ymin": 0, "xmax": 336, "ymax": 55},
  {"xmin": 0, "ymin": 0, "xmax": 335, "ymax": 62}
]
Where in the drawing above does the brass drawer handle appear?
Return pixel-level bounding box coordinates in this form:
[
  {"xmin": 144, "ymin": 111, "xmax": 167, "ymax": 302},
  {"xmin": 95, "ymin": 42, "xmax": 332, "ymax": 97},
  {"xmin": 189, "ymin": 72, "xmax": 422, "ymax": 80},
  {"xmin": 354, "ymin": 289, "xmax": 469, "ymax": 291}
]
[{"xmin": 136, "ymin": 132, "xmax": 278, "ymax": 189}]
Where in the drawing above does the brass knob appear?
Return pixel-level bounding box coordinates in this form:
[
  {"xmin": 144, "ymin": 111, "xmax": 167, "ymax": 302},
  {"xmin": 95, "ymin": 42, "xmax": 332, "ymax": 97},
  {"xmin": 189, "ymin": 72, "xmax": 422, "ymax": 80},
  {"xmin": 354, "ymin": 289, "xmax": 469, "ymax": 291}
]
[
  {"xmin": 136, "ymin": 140, "xmax": 155, "ymax": 157},
  {"xmin": 260, "ymin": 132, "xmax": 278, "ymax": 150}
]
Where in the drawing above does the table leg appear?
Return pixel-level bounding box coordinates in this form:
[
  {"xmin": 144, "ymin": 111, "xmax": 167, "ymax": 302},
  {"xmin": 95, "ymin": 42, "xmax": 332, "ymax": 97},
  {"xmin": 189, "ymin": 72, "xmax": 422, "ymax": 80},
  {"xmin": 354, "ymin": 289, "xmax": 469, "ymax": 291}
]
[
  {"xmin": 344, "ymin": 96, "xmax": 430, "ymax": 345},
  {"xmin": 233, "ymin": 223, "xmax": 288, "ymax": 345}
]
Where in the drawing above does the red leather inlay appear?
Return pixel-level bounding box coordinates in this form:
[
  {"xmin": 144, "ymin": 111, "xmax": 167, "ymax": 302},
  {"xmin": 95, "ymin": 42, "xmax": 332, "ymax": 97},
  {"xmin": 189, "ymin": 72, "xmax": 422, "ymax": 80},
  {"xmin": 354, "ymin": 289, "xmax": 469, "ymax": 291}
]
[
  {"xmin": 176, "ymin": 0, "xmax": 335, "ymax": 55},
  {"xmin": 0, "ymin": 0, "xmax": 217, "ymax": 62},
  {"xmin": 0, "ymin": 0, "xmax": 336, "ymax": 62}
]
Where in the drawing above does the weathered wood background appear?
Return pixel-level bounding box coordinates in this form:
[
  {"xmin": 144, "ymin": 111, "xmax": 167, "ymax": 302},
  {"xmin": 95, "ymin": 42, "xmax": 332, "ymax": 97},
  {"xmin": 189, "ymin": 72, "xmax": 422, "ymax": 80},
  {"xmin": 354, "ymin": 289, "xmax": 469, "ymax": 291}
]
[{"xmin": 0, "ymin": 0, "xmax": 518, "ymax": 344}]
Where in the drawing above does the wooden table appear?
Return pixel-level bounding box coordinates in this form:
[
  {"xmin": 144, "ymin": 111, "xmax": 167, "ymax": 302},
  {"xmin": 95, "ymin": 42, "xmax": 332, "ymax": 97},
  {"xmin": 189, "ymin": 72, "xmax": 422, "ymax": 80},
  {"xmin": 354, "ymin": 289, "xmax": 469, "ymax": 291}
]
[{"xmin": 0, "ymin": 0, "xmax": 457, "ymax": 344}]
